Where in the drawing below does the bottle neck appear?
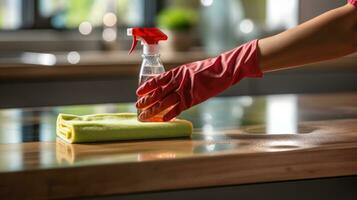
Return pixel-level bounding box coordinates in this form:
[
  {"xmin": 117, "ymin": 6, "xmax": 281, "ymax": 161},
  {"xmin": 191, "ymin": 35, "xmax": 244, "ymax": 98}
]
[
  {"xmin": 143, "ymin": 44, "xmax": 159, "ymax": 55},
  {"xmin": 141, "ymin": 54, "xmax": 160, "ymax": 58}
]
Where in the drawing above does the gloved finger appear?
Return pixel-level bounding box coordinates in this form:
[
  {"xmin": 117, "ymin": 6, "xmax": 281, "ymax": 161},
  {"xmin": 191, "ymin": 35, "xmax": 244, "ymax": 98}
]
[
  {"xmin": 163, "ymin": 103, "xmax": 181, "ymax": 121},
  {"xmin": 136, "ymin": 87, "xmax": 162, "ymax": 109},
  {"xmin": 136, "ymin": 80, "xmax": 177, "ymax": 109},
  {"xmin": 137, "ymin": 71, "xmax": 174, "ymax": 96},
  {"xmin": 138, "ymin": 93, "xmax": 180, "ymax": 121}
]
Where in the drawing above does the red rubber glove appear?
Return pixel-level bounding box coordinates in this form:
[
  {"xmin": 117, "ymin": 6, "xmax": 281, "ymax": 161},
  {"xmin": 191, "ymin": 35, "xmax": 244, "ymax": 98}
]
[
  {"xmin": 136, "ymin": 40, "xmax": 263, "ymax": 121},
  {"xmin": 348, "ymin": 0, "xmax": 357, "ymax": 6}
]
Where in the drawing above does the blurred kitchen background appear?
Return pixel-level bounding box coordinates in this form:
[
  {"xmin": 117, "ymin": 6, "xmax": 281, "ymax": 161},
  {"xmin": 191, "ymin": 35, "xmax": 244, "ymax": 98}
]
[{"xmin": 0, "ymin": 0, "xmax": 356, "ymax": 108}]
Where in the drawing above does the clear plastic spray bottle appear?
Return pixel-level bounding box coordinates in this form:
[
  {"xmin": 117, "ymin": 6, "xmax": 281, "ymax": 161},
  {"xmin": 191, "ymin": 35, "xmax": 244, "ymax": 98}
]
[{"xmin": 127, "ymin": 28, "xmax": 170, "ymax": 122}]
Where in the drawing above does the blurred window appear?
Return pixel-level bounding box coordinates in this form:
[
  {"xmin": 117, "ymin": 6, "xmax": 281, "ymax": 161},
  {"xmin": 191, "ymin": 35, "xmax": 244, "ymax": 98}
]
[
  {"xmin": 0, "ymin": 0, "xmax": 133, "ymax": 30},
  {"xmin": 0, "ymin": 0, "xmax": 22, "ymax": 30},
  {"xmin": 0, "ymin": 0, "xmax": 301, "ymax": 54},
  {"xmin": 0, "ymin": 0, "xmax": 166, "ymax": 31},
  {"xmin": 39, "ymin": 0, "xmax": 128, "ymax": 29},
  {"xmin": 0, "ymin": 0, "xmax": 336, "ymax": 33}
]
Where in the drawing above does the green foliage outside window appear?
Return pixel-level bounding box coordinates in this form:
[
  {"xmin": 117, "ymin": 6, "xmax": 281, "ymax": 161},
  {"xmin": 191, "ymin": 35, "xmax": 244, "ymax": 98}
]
[
  {"xmin": 157, "ymin": 8, "xmax": 197, "ymax": 31},
  {"xmin": 65, "ymin": 0, "xmax": 95, "ymax": 28}
]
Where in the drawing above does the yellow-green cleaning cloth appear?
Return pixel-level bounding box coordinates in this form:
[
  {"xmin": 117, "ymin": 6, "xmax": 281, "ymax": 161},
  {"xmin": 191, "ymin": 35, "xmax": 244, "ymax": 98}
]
[{"xmin": 56, "ymin": 113, "xmax": 193, "ymax": 143}]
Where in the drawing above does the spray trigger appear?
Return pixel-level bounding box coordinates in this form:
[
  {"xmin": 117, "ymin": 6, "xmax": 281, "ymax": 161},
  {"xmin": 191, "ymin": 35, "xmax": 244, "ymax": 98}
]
[
  {"xmin": 128, "ymin": 35, "xmax": 138, "ymax": 55},
  {"xmin": 127, "ymin": 28, "xmax": 168, "ymax": 55}
]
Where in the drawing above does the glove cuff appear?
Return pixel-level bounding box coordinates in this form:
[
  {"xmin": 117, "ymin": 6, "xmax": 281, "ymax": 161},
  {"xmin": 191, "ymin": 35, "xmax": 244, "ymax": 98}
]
[{"xmin": 240, "ymin": 39, "xmax": 264, "ymax": 79}]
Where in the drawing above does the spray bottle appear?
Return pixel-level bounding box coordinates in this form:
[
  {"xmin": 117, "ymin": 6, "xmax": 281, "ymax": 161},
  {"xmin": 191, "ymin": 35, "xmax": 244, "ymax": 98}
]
[{"xmin": 127, "ymin": 27, "xmax": 169, "ymax": 122}]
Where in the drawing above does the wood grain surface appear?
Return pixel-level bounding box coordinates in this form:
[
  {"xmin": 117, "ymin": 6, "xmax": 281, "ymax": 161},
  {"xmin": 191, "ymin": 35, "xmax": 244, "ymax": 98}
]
[{"xmin": 1, "ymin": 118, "xmax": 357, "ymax": 199}]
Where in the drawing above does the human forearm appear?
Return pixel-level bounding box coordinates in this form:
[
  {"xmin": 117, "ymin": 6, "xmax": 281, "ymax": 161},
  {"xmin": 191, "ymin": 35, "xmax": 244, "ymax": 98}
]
[
  {"xmin": 258, "ymin": 3, "xmax": 357, "ymax": 72},
  {"xmin": 135, "ymin": 2, "xmax": 357, "ymax": 121}
]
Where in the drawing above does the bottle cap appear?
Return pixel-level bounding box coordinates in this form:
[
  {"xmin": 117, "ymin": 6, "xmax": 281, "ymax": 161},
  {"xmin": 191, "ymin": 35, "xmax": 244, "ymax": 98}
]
[{"xmin": 127, "ymin": 28, "xmax": 168, "ymax": 55}]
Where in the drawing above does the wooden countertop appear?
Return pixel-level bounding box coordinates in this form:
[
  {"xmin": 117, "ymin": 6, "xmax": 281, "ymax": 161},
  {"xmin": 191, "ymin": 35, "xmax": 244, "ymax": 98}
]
[{"xmin": 1, "ymin": 93, "xmax": 357, "ymax": 199}]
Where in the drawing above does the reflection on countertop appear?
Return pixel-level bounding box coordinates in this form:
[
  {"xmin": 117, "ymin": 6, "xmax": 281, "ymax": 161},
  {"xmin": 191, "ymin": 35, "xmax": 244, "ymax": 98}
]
[
  {"xmin": 0, "ymin": 93, "xmax": 357, "ymax": 171},
  {"xmin": 2, "ymin": 93, "xmax": 357, "ymax": 145},
  {"xmin": 56, "ymin": 138, "xmax": 195, "ymax": 165}
]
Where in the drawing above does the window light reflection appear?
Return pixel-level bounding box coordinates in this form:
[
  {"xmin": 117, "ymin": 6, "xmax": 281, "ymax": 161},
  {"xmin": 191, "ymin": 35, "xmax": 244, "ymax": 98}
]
[
  {"xmin": 0, "ymin": 109, "xmax": 22, "ymax": 143},
  {"xmin": 0, "ymin": 109, "xmax": 23, "ymax": 171},
  {"xmin": 266, "ymin": 0, "xmax": 298, "ymax": 30},
  {"xmin": 78, "ymin": 21, "xmax": 92, "ymax": 35},
  {"xmin": 201, "ymin": 0, "xmax": 214, "ymax": 7},
  {"xmin": 103, "ymin": 12, "xmax": 117, "ymax": 27},
  {"xmin": 102, "ymin": 27, "xmax": 117, "ymax": 42},
  {"xmin": 21, "ymin": 52, "xmax": 56, "ymax": 66},
  {"xmin": 267, "ymin": 95, "xmax": 297, "ymax": 134},
  {"xmin": 239, "ymin": 19, "xmax": 254, "ymax": 34},
  {"xmin": 67, "ymin": 51, "xmax": 80, "ymax": 64},
  {"xmin": 39, "ymin": 112, "xmax": 56, "ymax": 142}
]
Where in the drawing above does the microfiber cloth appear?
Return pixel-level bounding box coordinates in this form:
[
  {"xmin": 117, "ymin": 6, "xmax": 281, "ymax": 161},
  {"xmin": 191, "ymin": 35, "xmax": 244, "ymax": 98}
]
[{"xmin": 56, "ymin": 113, "xmax": 193, "ymax": 143}]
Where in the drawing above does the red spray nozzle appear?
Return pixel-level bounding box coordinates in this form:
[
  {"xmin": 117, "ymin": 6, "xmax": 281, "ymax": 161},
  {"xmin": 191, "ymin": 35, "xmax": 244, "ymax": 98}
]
[{"xmin": 127, "ymin": 28, "xmax": 168, "ymax": 54}]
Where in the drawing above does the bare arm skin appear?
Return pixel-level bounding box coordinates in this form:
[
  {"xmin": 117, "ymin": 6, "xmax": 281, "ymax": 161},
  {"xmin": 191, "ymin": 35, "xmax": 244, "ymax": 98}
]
[{"xmin": 258, "ymin": 4, "xmax": 357, "ymax": 72}]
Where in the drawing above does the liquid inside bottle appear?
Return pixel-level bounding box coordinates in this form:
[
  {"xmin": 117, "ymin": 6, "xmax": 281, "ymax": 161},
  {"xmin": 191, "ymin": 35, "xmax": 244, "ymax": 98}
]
[{"xmin": 138, "ymin": 54, "xmax": 173, "ymax": 122}]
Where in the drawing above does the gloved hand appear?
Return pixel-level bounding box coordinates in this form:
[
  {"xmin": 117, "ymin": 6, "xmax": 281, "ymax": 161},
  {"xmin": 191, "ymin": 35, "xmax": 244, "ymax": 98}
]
[
  {"xmin": 136, "ymin": 40, "xmax": 263, "ymax": 121},
  {"xmin": 348, "ymin": 0, "xmax": 357, "ymax": 6}
]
